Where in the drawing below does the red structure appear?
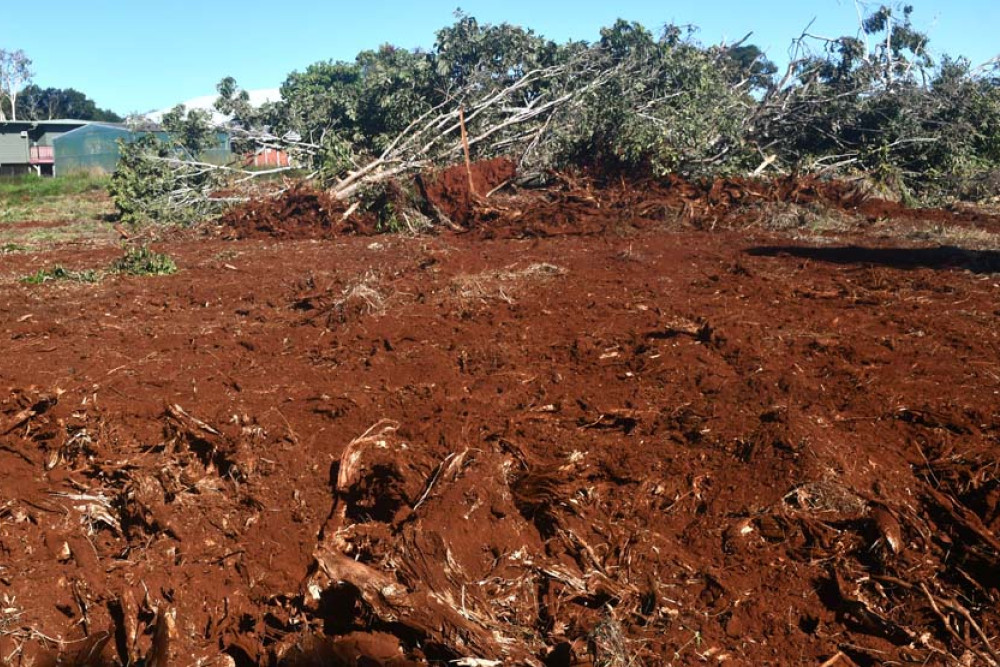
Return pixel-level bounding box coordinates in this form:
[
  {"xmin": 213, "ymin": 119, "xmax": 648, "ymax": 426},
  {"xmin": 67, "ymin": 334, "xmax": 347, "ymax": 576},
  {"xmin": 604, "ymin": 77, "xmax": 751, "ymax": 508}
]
[
  {"xmin": 247, "ymin": 147, "xmax": 290, "ymax": 168},
  {"xmin": 29, "ymin": 146, "xmax": 54, "ymax": 164}
]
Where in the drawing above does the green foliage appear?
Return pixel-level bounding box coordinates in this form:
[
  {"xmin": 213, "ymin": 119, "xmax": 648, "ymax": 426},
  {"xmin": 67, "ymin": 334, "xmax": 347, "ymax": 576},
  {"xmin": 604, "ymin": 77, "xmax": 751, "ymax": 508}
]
[
  {"xmin": 215, "ymin": 77, "xmax": 262, "ymax": 130},
  {"xmin": 109, "ymin": 104, "xmax": 232, "ymax": 225},
  {"xmin": 359, "ymin": 182, "xmax": 402, "ymax": 232},
  {"xmin": 22, "ymin": 265, "xmax": 100, "ymax": 285},
  {"xmin": 183, "ymin": 5, "xmax": 1000, "ymax": 210},
  {"xmin": 109, "ymin": 245, "xmax": 178, "ymax": 276},
  {"xmin": 540, "ymin": 21, "xmax": 755, "ymax": 176},
  {"xmin": 749, "ymin": 3, "xmax": 1000, "ymax": 200},
  {"xmin": 354, "ymin": 46, "xmax": 438, "ymax": 153},
  {"xmin": 109, "ymin": 135, "xmax": 225, "ymax": 225},
  {"xmin": 277, "ymin": 46, "xmax": 438, "ymax": 157},
  {"xmin": 723, "ymin": 44, "xmax": 778, "ymax": 92},
  {"xmin": 270, "ymin": 13, "xmax": 566, "ymax": 178},
  {"xmin": 316, "ymin": 132, "xmax": 357, "ymax": 181},
  {"xmin": 21, "ymin": 246, "xmax": 177, "ymax": 285},
  {"xmin": 434, "ymin": 12, "xmax": 559, "ymax": 90},
  {"xmin": 108, "ymin": 136, "xmax": 179, "ymax": 225},
  {"xmin": 16, "ymin": 85, "xmax": 122, "ymax": 122},
  {"xmin": 357, "ymin": 181, "xmax": 413, "ymax": 233},
  {"xmin": 278, "ymin": 61, "xmax": 363, "ymax": 144},
  {"xmin": 161, "ymin": 105, "xmax": 219, "ymax": 156},
  {"xmin": 268, "ymin": 14, "xmax": 760, "ymax": 182}
]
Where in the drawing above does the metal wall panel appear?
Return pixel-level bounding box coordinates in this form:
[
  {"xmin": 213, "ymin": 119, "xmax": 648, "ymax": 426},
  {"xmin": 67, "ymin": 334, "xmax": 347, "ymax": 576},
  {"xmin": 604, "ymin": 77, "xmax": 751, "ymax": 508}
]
[
  {"xmin": 0, "ymin": 134, "xmax": 28, "ymax": 164},
  {"xmin": 54, "ymin": 125, "xmax": 232, "ymax": 174}
]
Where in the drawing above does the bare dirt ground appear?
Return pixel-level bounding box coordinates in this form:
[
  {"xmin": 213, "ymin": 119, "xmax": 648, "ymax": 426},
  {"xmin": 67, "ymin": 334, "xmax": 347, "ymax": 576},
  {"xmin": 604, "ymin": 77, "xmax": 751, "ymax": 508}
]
[{"xmin": 1, "ymin": 172, "xmax": 1000, "ymax": 666}]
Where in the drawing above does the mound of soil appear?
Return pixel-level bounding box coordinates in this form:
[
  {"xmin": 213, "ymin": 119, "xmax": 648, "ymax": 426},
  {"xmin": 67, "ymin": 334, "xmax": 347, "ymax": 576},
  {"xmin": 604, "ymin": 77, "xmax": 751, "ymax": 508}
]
[
  {"xmin": 217, "ymin": 167, "xmax": 1000, "ymax": 243},
  {"xmin": 219, "ymin": 186, "xmax": 374, "ymax": 239},
  {"xmin": 468, "ymin": 172, "xmax": 1000, "ymax": 237},
  {"xmin": 414, "ymin": 169, "xmax": 1000, "ymax": 239},
  {"xmin": 218, "ymin": 158, "xmax": 517, "ymax": 239},
  {"xmin": 419, "ymin": 157, "xmax": 517, "ymax": 225}
]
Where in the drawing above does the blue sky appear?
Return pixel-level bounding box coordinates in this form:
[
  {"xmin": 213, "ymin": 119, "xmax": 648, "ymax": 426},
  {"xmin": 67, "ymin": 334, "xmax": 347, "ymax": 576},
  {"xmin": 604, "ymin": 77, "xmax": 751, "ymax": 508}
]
[{"xmin": 2, "ymin": 1, "xmax": 998, "ymax": 115}]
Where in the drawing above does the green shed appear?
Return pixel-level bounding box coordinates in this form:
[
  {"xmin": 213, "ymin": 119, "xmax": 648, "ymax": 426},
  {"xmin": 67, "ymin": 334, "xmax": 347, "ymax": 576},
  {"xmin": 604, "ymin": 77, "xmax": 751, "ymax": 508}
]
[{"xmin": 53, "ymin": 124, "xmax": 232, "ymax": 175}]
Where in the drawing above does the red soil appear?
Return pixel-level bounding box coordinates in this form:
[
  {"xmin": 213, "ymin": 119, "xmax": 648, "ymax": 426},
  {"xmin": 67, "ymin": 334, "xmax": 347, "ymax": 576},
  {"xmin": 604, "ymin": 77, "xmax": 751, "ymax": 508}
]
[
  {"xmin": 218, "ymin": 186, "xmax": 373, "ymax": 240},
  {"xmin": 1, "ymin": 176, "xmax": 1000, "ymax": 666},
  {"xmin": 420, "ymin": 157, "xmax": 517, "ymax": 224},
  {"xmin": 221, "ymin": 163, "xmax": 1000, "ymax": 241}
]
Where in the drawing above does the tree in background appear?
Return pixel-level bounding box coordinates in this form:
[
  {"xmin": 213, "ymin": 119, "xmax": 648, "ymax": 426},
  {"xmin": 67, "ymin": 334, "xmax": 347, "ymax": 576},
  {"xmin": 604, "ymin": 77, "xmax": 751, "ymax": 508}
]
[
  {"xmin": 0, "ymin": 48, "xmax": 33, "ymax": 121},
  {"xmin": 15, "ymin": 85, "xmax": 122, "ymax": 122},
  {"xmin": 1, "ymin": 47, "xmax": 122, "ymax": 122},
  {"xmin": 160, "ymin": 105, "xmax": 218, "ymax": 157},
  {"xmin": 723, "ymin": 43, "xmax": 778, "ymax": 92},
  {"xmin": 433, "ymin": 12, "xmax": 561, "ymax": 93}
]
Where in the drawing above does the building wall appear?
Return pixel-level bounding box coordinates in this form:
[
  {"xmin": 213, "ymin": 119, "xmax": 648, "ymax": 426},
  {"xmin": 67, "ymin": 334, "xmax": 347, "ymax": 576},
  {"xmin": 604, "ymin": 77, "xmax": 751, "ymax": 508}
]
[
  {"xmin": 248, "ymin": 147, "xmax": 291, "ymax": 168},
  {"xmin": 54, "ymin": 125, "xmax": 132, "ymax": 174},
  {"xmin": 0, "ymin": 132, "xmax": 29, "ymax": 165},
  {"xmin": 54, "ymin": 126, "xmax": 232, "ymax": 174},
  {"xmin": 36, "ymin": 130, "xmax": 69, "ymax": 147},
  {"xmin": 1, "ymin": 122, "xmax": 89, "ymax": 174}
]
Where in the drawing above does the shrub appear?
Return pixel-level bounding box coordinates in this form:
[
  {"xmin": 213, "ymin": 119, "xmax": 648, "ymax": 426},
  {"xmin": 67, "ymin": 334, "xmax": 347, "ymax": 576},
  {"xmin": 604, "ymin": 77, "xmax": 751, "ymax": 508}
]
[
  {"xmin": 109, "ymin": 245, "xmax": 178, "ymax": 276},
  {"xmin": 109, "ymin": 134, "xmax": 226, "ymax": 226},
  {"xmin": 21, "ymin": 266, "xmax": 100, "ymax": 285},
  {"xmin": 21, "ymin": 246, "xmax": 177, "ymax": 285}
]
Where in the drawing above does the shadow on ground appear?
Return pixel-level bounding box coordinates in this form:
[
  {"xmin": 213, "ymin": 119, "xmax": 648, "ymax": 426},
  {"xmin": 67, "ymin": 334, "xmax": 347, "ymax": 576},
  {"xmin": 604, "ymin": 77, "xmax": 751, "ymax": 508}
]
[{"xmin": 747, "ymin": 244, "xmax": 1000, "ymax": 273}]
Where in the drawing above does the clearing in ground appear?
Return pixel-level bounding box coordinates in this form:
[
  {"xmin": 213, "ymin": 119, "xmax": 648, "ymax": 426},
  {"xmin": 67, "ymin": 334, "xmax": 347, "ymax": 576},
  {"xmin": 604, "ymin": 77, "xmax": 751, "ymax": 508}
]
[{"xmin": 1, "ymin": 170, "xmax": 1000, "ymax": 666}]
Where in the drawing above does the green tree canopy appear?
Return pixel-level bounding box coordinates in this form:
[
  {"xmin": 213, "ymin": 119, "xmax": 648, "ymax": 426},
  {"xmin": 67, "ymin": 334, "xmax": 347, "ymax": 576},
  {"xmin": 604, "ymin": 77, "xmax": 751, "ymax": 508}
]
[{"xmin": 16, "ymin": 85, "xmax": 122, "ymax": 122}]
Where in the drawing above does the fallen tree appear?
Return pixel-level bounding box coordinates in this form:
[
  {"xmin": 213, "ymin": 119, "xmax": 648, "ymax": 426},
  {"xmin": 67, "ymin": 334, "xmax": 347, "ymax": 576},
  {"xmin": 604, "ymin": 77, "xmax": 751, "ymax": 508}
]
[
  {"xmin": 108, "ymin": 17, "xmax": 766, "ymax": 225},
  {"xmin": 109, "ymin": 6, "xmax": 1000, "ymax": 226}
]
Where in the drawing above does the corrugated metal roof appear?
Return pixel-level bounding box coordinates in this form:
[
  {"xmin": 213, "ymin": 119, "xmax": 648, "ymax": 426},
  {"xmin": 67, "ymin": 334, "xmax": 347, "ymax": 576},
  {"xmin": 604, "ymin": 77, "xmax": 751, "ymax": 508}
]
[
  {"xmin": 0, "ymin": 119, "xmax": 95, "ymax": 130},
  {"xmin": 29, "ymin": 119, "xmax": 98, "ymax": 125},
  {"xmin": 52, "ymin": 123, "xmax": 129, "ymax": 141}
]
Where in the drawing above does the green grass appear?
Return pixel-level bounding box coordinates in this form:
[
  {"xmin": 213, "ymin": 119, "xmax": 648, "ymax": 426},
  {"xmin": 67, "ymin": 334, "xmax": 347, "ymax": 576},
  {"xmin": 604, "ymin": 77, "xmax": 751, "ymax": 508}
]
[
  {"xmin": 0, "ymin": 172, "xmax": 113, "ymax": 226},
  {"xmin": 0, "ymin": 221, "xmax": 114, "ymax": 248},
  {"xmin": 0, "ymin": 172, "xmax": 108, "ymax": 199}
]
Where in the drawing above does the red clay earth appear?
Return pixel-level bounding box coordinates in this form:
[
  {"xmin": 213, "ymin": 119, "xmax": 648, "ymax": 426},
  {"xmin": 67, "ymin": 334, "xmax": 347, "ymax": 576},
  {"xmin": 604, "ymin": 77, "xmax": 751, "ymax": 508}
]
[
  {"xmin": 219, "ymin": 186, "xmax": 368, "ymax": 240},
  {"xmin": 419, "ymin": 157, "xmax": 518, "ymax": 225},
  {"xmin": 1, "ymin": 173, "xmax": 1000, "ymax": 667},
  {"xmin": 220, "ymin": 158, "xmax": 518, "ymax": 240},
  {"xmin": 222, "ymin": 160, "xmax": 1000, "ymax": 241}
]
